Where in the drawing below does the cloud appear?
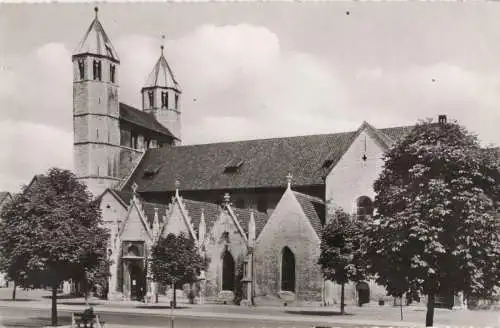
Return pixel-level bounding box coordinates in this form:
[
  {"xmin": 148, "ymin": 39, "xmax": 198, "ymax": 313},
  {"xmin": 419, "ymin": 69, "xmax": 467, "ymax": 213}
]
[
  {"xmin": 1, "ymin": 23, "xmax": 499, "ymax": 190},
  {"xmin": 0, "ymin": 120, "xmax": 73, "ymax": 192},
  {"xmin": 350, "ymin": 63, "xmax": 500, "ymax": 145}
]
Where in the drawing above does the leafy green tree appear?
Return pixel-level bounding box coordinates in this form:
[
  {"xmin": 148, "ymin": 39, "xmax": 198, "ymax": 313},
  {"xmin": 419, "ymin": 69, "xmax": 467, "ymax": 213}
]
[
  {"xmin": 363, "ymin": 119, "xmax": 500, "ymax": 327},
  {"xmin": 0, "ymin": 168, "xmax": 109, "ymax": 326},
  {"xmin": 150, "ymin": 233, "xmax": 207, "ymax": 308},
  {"xmin": 318, "ymin": 207, "xmax": 365, "ymax": 314}
]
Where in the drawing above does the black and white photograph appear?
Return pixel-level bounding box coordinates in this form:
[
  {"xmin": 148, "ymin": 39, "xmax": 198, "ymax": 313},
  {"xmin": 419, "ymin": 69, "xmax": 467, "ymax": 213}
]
[{"xmin": 0, "ymin": 2, "xmax": 499, "ymax": 328}]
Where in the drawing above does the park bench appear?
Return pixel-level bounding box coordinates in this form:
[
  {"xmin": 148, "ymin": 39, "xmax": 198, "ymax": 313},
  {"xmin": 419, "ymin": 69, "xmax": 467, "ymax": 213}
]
[{"xmin": 71, "ymin": 308, "xmax": 105, "ymax": 328}]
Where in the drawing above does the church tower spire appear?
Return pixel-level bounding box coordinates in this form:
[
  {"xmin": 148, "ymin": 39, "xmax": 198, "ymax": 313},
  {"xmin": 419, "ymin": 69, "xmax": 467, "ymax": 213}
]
[
  {"xmin": 72, "ymin": 7, "xmax": 121, "ymax": 196},
  {"xmin": 141, "ymin": 36, "xmax": 182, "ymax": 144}
]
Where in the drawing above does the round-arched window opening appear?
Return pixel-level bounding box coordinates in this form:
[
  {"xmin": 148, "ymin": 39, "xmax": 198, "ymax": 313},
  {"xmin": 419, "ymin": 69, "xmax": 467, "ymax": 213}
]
[{"xmin": 356, "ymin": 196, "xmax": 373, "ymax": 219}]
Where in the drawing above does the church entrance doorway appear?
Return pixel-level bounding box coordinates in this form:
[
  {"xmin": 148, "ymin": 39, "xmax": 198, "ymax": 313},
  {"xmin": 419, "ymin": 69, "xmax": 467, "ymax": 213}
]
[
  {"xmin": 222, "ymin": 251, "xmax": 235, "ymax": 291},
  {"xmin": 356, "ymin": 282, "xmax": 370, "ymax": 306},
  {"xmin": 129, "ymin": 261, "xmax": 146, "ymax": 301}
]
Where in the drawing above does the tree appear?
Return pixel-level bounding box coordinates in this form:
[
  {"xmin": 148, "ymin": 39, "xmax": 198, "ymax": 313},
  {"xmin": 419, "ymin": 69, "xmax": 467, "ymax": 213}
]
[
  {"xmin": 0, "ymin": 168, "xmax": 109, "ymax": 326},
  {"xmin": 363, "ymin": 119, "xmax": 500, "ymax": 327},
  {"xmin": 318, "ymin": 207, "xmax": 365, "ymax": 314},
  {"xmin": 150, "ymin": 233, "xmax": 207, "ymax": 308}
]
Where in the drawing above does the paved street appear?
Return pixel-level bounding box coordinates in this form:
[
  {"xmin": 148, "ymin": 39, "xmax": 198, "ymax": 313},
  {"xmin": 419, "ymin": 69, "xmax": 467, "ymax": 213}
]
[
  {"xmin": 0, "ymin": 288, "xmax": 499, "ymax": 328},
  {"xmin": 0, "ymin": 307, "xmax": 391, "ymax": 328}
]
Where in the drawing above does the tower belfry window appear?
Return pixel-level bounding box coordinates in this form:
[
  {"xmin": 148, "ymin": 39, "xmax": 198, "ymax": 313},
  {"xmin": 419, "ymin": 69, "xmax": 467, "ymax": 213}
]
[
  {"xmin": 175, "ymin": 94, "xmax": 179, "ymax": 109},
  {"xmin": 148, "ymin": 91, "xmax": 155, "ymax": 108},
  {"xmin": 110, "ymin": 64, "xmax": 116, "ymax": 83},
  {"xmin": 78, "ymin": 59, "xmax": 85, "ymax": 80},
  {"xmin": 93, "ymin": 60, "xmax": 102, "ymax": 81},
  {"xmin": 161, "ymin": 92, "xmax": 168, "ymax": 108}
]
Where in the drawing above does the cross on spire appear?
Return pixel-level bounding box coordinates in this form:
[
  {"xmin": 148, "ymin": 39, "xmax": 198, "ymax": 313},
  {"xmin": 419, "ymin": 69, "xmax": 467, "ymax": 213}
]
[
  {"xmin": 286, "ymin": 172, "xmax": 293, "ymax": 189},
  {"xmin": 175, "ymin": 180, "xmax": 180, "ymax": 197},
  {"xmin": 224, "ymin": 193, "xmax": 231, "ymax": 204},
  {"xmin": 94, "ymin": 6, "xmax": 99, "ymax": 19},
  {"xmin": 160, "ymin": 34, "xmax": 166, "ymax": 56}
]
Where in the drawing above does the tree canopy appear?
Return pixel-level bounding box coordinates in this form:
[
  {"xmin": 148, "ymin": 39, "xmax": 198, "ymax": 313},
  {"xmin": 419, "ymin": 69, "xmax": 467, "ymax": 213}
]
[
  {"xmin": 0, "ymin": 168, "xmax": 109, "ymax": 325},
  {"xmin": 318, "ymin": 207, "xmax": 365, "ymax": 313},
  {"xmin": 363, "ymin": 119, "xmax": 500, "ymax": 326}
]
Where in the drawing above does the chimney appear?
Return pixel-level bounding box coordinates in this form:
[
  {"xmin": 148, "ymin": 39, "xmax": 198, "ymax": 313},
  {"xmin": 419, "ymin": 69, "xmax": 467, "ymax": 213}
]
[{"xmin": 438, "ymin": 115, "xmax": 447, "ymax": 124}]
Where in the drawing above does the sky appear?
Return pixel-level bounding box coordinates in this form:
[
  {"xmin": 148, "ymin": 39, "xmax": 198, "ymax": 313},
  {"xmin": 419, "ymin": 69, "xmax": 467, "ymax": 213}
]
[{"xmin": 1, "ymin": 2, "xmax": 500, "ymax": 192}]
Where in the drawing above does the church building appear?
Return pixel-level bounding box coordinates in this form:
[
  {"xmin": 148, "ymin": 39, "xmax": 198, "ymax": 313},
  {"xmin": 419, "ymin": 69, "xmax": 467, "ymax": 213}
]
[{"xmin": 72, "ymin": 8, "xmax": 469, "ymax": 307}]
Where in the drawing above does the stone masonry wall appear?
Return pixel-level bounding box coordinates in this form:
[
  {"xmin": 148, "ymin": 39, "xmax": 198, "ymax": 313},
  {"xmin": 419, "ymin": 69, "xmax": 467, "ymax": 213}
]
[{"xmin": 254, "ymin": 189, "xmax": 323, "ymax": 305}]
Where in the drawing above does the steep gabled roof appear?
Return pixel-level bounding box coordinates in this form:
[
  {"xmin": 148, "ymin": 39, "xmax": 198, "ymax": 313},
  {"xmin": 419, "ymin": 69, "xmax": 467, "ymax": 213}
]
[
  {"xmin": 293, "ymin": 191, "xmax": 325, "ymax": 238},
  {"xmin": 231, "ymin": 207, "xmax": 269, "ymax": 237},
  {"xmin": 119, "ymin": 103, "xmax": 177, "ymax": 139},
  {"xmin": 74, "ymin": 8, "xmax": 119, "ymax": 62},
  {"xmin": 131, "ymin": 125, "xmax": 412, "ymax": 193}
]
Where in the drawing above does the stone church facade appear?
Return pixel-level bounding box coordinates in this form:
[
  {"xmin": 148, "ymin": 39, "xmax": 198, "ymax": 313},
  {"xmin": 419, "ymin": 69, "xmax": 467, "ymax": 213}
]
[{"xmin": 71, "ymin": 8, "xmax": 470, "ymax": 307}]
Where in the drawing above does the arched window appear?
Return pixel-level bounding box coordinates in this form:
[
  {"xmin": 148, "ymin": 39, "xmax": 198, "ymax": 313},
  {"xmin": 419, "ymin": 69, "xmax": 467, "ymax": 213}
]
[
  {"xmin": 281, "ymin": 247, "xmax": 295, "ymax": 292},
  {"xmin": 148, "ymin": 91, "xmax": 155, "ymax": 108},
  {"xmin": 78, "ymin": 59, "xmax": 85, "ymax": 80},
  {"xmin": 222, "ymin": 251, "xmax": 235, "ymax": 291},
  {"xmin": 356, "ymin": 196, "xmax": 373, "ymax": 219}
]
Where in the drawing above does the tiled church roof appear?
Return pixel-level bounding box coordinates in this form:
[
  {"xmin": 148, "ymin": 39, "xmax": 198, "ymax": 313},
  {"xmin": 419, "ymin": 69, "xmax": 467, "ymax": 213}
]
[
  {"xmin": 131, "ymin": 125, "xmax": 412, "ymax": 193},
  {"xmin": 119, "ymin": 103, "xmax": 177, "ymax": 139},
  {"xmin": 293, "ymin": 191, "xmax": 325, "ymax": 238},
  {"xmin": 232, "ymin": 207, "xmax": 269, "ymax": 237}
]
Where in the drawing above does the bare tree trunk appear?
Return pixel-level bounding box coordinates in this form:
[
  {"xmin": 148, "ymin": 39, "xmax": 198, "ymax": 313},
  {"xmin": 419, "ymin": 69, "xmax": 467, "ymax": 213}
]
[
  {"xmin": 51, "ymin": 282, "xmax": 58, "ymax": 326},
  {"xmin": 340, "ymin": 283, "xmax": 345, "ymax": 315},
  {"xmin": 173, "ymin": 283, "xmax": 177, "ymax": 308},
  {"xmin": 426, "ymin": 293, "xmax": 435, "ymax": 327},
  {"xmin": 400, "ymin": 294, "xmax": 403, "ymax": 321},
  {"xmin": 11, "ymin": 281, "xmax": 16, "ymax": 300}
]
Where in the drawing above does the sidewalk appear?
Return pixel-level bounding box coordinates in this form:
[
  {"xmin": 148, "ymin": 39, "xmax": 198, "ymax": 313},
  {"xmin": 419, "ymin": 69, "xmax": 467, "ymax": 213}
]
[{"xmin": 2, "ymin": 297, "xmax": 499, "ymax": 328}]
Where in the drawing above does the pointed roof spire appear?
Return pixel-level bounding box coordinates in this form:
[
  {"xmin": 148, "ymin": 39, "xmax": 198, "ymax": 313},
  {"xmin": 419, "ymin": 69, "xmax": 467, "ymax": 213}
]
[
  {"xmin": 143, "ymin": 35, "xmax": 180, "ymax": 91},
  {"xmin": 248, "ymin": 210, "xmax": 256, "ymax": 248},
  {"xmin": 74, "ymin": 7, "xmax": 120, "ymax": 62},
  {"xmin": 199, "ymin": 209, "xmax": 206, "ymax": 244}
]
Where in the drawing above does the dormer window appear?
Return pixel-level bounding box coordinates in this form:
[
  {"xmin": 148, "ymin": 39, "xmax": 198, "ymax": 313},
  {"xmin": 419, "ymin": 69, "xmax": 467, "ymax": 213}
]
[
  {"xmin": 78, "ymin": 59, "xmax": 85, "ymax": 80},
  {"xmin": 175, "ymin": 94, "xmax": 179, "ymax": 109},
  {"xmin": 161, "ymin": 92, "xmax": 168, "ymax": 108},
  {"xmin": 322, "ymin": 159, "xmax": 334, "ymax": 169},
  {"xmin": 224, "ymin": 160, "xmax": 244, "ymax": 174},
  {"xmin": 93, "ymin": 60, "xmax": 102, "ymax": 81},
  {"xmin": 110, "ymin": 64, "xmax": 116, "ymax": 83},
  {"xmin": 148, "ymin": 91, "xmax": 155, "ymax": 108}
]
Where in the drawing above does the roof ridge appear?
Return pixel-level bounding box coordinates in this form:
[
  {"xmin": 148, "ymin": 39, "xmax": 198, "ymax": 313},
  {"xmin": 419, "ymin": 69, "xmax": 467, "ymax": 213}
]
[{"xmin": 161, "ymin": 130, "xmax": 358, "ymax": 149}]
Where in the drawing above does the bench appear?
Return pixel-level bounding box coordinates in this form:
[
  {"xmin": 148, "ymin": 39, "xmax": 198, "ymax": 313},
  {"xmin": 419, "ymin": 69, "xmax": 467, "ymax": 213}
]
[{"xmin": 71, "ymin": 311, "xmax": 105, "ymax": 328}]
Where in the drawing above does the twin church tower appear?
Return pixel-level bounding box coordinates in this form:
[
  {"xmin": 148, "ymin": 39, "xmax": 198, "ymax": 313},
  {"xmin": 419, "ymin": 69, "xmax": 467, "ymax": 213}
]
[{"xmin": 72, "ymin": 7, "xmax": 181, "ymax": 196}]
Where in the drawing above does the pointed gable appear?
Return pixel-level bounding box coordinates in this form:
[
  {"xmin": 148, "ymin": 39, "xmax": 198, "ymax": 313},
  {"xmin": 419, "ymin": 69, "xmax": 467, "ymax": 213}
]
[
  {"xmin": 161, "ymin": 197, "xmax": 194, "ymax": 239},
  {"xmin": 258, "ymin": 187, "xmax": 321, "ymax": 243},
  {"xmin": 120, "ymin": 197, "xmax": 152, "ymax": 242},
  {"xmin": 74, "ymin": 7, "xmax": 119, "ymax": 62},
  {"xmin": 325, "ymin": 121, "xmax": 395, "ymax": 214}
]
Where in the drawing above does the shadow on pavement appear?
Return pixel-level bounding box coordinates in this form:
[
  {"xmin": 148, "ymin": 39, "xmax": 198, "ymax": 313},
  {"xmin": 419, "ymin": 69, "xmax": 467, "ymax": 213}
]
[
  {"xmin": 42, "ymin": 295, "xmax": 80, "ymax": 300},
  {"xmin": 0, "ymin": 299, "xmax": 34, "ymax": 302},
  {"xmin": 58, "ymin": 302, "xmax": 100, "ymax": 306},
  {"xmin": 136, "ymin": 305, "xmax": 190, "ymax": 310},
  {"xmin": 285, "ymin": 310, "xmax": 353, "ymax": 316},
  {"xmin": 1, "ymin": 315, "xmax": 71, "ymax": 327}
]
